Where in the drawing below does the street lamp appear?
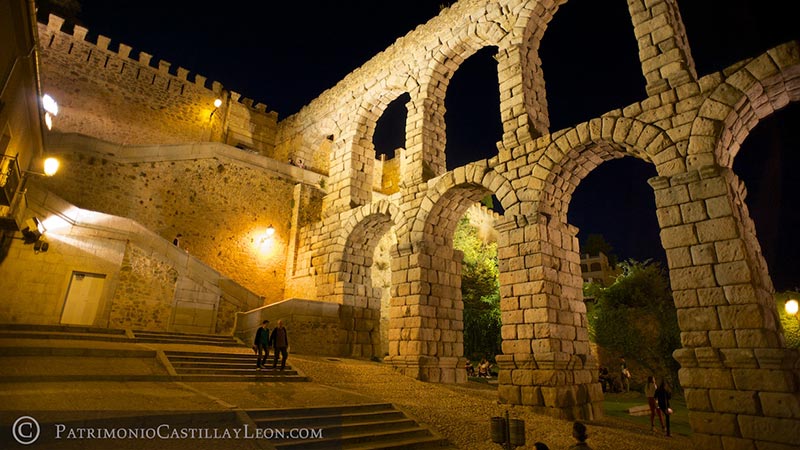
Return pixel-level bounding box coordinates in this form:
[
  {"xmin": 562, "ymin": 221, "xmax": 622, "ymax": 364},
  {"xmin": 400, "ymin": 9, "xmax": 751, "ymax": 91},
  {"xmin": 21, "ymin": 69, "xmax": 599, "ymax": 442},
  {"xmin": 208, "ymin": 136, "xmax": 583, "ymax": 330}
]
[{"xmin": 786, "ymin": 299, "xmax": 799, "ymax": 317}]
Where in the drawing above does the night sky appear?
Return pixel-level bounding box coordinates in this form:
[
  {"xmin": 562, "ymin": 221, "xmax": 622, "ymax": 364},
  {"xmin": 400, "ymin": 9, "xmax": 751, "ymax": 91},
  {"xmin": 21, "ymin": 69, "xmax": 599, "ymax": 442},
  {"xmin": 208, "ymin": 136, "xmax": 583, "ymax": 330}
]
[{"xmin": 38, "ymin": 0, "xmax": 799, "ymax": 290}]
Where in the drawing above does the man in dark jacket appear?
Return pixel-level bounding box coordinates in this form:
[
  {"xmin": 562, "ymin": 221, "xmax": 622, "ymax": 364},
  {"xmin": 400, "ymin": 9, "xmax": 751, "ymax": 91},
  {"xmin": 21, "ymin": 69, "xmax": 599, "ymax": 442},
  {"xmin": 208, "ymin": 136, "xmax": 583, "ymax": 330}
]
[
  {"xmin": 253, "ymin": 320, "xmax": 270, "ymax": 369},
  {"xmin": 269, "ymin": 320, "xmax": 289, "ymax": 371}
]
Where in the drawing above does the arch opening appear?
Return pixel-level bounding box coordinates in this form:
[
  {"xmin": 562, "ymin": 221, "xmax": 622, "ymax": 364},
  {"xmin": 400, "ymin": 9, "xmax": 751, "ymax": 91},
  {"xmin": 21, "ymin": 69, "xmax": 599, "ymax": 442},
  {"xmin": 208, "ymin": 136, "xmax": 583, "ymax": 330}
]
[
  {"xmin": 374, "ymin": 93, "xmax": 410, "ymax": 160},
  {"xmin": 539, "ymin": 1, "xmax": 644, "ymax": 132},
  {"xmin": 445, "ymin": 46, "xmax": 502, "ymax": 171},
  {"xmin": 731, "ymin": 102, "xmax": 800, "ymax": 329}
]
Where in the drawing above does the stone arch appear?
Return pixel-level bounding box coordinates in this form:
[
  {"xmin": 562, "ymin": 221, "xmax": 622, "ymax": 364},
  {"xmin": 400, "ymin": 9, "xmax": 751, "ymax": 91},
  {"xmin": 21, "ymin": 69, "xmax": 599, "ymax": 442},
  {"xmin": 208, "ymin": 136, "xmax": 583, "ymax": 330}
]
[
  {"xmin": 530, "ymin": 117, "xmax": 679, "ymax": 218},
  {"xmin": 407, "ymin": 3, "xmax": 522, "ymax": 183},
  {"xmin": 323, "ymin": 200, "xmax": 402, "ymax": 358},
  {"xmin": 324, "ymin": 86, "xmax": 410, "ymax": 213},
  {"xmin": 692, "ymin": 42, "xmax": 800, "ymax": 169},
  {"xmin": 410, "ymin": 163, "xmax": 518, "ymax": 243}
]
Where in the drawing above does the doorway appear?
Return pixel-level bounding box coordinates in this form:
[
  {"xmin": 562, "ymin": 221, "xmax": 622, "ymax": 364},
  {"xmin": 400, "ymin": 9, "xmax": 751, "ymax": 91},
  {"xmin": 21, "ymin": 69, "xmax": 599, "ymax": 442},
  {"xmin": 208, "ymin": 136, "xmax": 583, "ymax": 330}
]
[{"xmin": 60, "ymin": 272, "xmax": 106, "ymax": 326}]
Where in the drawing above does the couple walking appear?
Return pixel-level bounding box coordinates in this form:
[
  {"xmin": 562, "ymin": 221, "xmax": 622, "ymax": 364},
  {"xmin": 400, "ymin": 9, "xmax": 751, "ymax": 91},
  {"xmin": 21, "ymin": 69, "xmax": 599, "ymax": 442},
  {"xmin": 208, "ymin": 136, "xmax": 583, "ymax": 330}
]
[{"xmin": 253, "ymin": 319, "xmax": 289, "ymax": 370}]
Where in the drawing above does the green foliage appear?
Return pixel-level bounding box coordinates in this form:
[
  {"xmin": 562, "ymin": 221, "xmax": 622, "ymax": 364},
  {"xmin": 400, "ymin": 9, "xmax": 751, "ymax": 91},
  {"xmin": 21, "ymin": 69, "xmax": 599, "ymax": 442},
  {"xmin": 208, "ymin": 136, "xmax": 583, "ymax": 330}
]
[
  {"xmin": 587, "ymin": 259, "xmax": 680, "ymax": 384},
  {"xmin": 453, "ymin": 217, "xmax": 501, "ymax": 359},
  {"xmin": 775, "ymin": 291, "xmax": 800, "ymax": 349}
]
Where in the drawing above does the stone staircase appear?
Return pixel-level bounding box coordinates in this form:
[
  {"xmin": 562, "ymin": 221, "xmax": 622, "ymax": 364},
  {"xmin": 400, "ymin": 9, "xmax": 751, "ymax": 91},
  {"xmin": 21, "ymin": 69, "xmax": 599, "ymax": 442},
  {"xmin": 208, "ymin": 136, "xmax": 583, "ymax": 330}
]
[
  {"xmin": 132, "ymin": 329, "xmax": 242, "ymax": 346},
  {"xmin": 0, "ymin": 323, "xmax": 308, "ymax": 382},
  {"xmin": 0, "ymin": 323, "xmax": 130, "ymax": 342},
  {"xmin": 165, "ymin": 350, "xmax": 308, "ymax": 381},
  {"xmin": 247, "ymin": 403, "xmax": 452, "ymax": 449}
]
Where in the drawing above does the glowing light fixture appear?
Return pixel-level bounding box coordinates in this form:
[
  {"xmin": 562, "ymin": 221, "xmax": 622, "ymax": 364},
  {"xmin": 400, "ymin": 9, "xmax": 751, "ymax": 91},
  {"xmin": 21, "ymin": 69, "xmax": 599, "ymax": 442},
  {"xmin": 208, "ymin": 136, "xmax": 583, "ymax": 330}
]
[
  {"xmin": 43, "ymin": 157, "xmax": 60, "ymax": 176},
  {"xmin": 42, "ymin": 94, "xmax": 59, "ymax": 130},
  {"xmin": 213, "ymin": 98, "xmax": 222, "ymax": 108},
  {"xmin": 786, "ymin": 299, "xmax": 799, "ymax": 316},
  {"xmin": 265, "ymin": 224, "xmax": 275, "ymax": 237},
  {"xmin": 42, "ymin": 94, "xmax": 59, "ymax": 116}
]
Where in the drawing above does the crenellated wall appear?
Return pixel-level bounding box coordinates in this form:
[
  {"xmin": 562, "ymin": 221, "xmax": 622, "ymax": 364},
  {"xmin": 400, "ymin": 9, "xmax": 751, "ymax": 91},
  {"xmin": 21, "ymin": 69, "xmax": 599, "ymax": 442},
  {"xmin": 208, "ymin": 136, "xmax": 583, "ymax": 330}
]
[{"xmin": 37, "ymin": 15, "xmax": 278, "ymax": 155}]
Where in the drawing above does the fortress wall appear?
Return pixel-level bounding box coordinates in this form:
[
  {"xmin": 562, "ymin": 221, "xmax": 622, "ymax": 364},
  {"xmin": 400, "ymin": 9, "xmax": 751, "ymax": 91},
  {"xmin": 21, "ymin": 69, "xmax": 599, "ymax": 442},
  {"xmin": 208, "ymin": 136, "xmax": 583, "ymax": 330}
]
[{"xmin": 37, "ymin": 15, "xmax": 278, "ymax": 154}]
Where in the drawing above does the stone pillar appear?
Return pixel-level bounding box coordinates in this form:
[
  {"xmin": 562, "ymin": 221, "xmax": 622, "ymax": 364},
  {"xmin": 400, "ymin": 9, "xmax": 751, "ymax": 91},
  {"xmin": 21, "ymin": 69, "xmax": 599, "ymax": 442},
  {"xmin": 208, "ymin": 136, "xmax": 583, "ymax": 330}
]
[
  {"xmin": 322, "ymin": 131, "xmax": 374, "ymax": 216},
  {"xmin": 649, "ymin": 165, "xmax": 800, "ymax": 450},
  {"xmin": 385, "ymin": 241, "xmax": 467, "ymax": 383},
  {"xmin": 627, "ymin": 0, "xmax": 697, "ymax": 95},
  {"xmin": 496, "ymin": 45, "xmax": 548, "ymax": 149},
  {"xmin": 402, "ymin": 96, "xmax": 445, "ymax": 186},
  {"xmin": 495, "ymin": 214, "xmax": 603, "ymax": 420}
]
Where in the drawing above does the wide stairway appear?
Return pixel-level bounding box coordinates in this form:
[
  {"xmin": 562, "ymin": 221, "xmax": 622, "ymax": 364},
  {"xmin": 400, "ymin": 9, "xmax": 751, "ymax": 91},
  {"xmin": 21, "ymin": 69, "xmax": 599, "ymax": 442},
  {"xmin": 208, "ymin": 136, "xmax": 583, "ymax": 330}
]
[
  {"xmin": 0, "ymin": 323, "xmax": 307, "ymax": 382},
  {"xmin": 0, "ymin": 324, "xmax": 454, "ymax": 449},
  {"xmin": 248, "ymin": 403, "xmax": 452, "ymax": 449}
]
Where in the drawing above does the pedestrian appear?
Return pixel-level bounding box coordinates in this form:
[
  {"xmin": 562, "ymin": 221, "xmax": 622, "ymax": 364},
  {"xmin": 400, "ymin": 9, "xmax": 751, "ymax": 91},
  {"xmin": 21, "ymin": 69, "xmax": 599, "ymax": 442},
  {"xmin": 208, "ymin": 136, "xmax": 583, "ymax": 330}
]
[
  {"xmin": 645, "ymin": 375, "xmax": 665, "ymax": 432},
  {"xmin": 619, "ymin": 356, "xmax": 631, "ymax": 392},
  {"xmin": 253, "ymin": 320, "xmax": 270, "ymax": 369},
  {"xmin": 568, "ymin": 421, "xmax": 593, "ymax": 449},
  {"xmin": 269, "ymin": 319, "xmax": 289, "ymax": 371},
  {"xmin": 655, "ymin": 379, "xmax": 673, "ymax": 437}
]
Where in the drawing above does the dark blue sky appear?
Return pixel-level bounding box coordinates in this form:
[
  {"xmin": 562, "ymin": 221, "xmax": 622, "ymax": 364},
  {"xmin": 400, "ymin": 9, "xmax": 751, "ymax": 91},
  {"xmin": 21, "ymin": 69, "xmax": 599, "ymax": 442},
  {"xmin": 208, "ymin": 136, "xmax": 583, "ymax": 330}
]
[{"xmin": 40, "ymin": 0, "xmax": 799, "ymax": 290}]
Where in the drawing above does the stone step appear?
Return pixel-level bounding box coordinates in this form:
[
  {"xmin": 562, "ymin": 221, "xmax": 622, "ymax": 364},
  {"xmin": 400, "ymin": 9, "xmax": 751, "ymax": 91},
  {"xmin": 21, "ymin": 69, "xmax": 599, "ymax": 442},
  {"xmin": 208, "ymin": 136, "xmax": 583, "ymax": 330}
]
[
  {"xmin": 0, "ymin": 330, "xmax": 131, "ymax": 343},
  {"xmin": 175, "ymin": 367, "xmax": 300, "ymax": 376},
  {"xmin": 248, "ymin": 403, "xmax": 396, "ymax": 420},
  {"xmin": 274, "ymin": 427, "xmax": 438, "ymax": 450},
  {"xmin": 0, "ymin": 323, "xmax": 127, "ymax": 335},
  {"xmin": 172, "ymin": 361, "xmax": 295, "ymax": 370},
  {"xmin": 166, "ymin": 352, "xmax": 256, "ymax": 362},
  {"xmin": 131, "ymin": 330, "xmax": 236, "ymax": 340},
  {"xmin": 248, "ymin": 403, "xmax": 449, "ymax": 450},
  {"xmin": 252, "ymin": 410, "xmax": 406, "ymax": 428},
  {"xmin": 133, "ymin": 337, "xmax": 242, "ymax": 346}
]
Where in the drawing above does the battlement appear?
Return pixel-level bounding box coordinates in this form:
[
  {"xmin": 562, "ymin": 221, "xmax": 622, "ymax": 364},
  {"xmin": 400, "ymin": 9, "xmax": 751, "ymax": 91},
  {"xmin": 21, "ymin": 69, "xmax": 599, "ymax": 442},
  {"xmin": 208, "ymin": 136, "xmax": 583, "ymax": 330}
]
[{"xmin": 40, "ymin": 14, "xmax": 271, "ymax": 114}]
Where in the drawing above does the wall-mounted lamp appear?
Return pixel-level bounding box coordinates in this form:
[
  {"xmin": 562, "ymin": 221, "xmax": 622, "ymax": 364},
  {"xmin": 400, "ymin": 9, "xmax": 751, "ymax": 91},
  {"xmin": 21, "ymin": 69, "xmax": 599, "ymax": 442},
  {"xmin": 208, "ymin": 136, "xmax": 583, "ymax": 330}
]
[
  {"xmin": 42, "ymin": 94, "xmax": 59, "ymax": 130},
  {"xmin": 258, "ymin": 225, "xmax": 276, "ymax": 244},
  {"xmin": 22, "ymin": 157, "xmax": 60, "ymax": 177},
  {"xmin": 210, "ymin": 98, "xmax": 222, "ymax": 119}
]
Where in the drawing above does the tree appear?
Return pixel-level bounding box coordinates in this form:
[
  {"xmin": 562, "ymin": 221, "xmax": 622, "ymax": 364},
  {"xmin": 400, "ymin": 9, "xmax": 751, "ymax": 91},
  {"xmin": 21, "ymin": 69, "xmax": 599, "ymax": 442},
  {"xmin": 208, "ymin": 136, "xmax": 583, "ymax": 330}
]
[
  {"xmin": 587, "ymin": 259, "xmax": 680, "ymax": 385},
  {"xmin": 453, "ymin": 216, "xmax": 501, "ymax": 360}
]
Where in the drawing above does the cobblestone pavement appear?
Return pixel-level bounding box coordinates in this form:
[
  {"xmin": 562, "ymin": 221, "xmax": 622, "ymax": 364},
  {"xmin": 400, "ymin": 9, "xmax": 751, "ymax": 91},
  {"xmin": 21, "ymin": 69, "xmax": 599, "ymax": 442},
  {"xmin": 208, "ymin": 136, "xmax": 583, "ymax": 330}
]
[{"xmin": 283, "ymin": 354, "xmax": 693, "ymax": 450}]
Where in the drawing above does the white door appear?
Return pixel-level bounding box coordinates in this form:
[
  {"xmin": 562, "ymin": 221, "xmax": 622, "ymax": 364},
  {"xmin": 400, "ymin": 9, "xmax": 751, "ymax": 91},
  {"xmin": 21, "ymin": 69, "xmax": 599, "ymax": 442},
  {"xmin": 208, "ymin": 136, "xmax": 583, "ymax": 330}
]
[{"xmin": 60, "ymin": 272, "xmax": 106, "ymax": 325}]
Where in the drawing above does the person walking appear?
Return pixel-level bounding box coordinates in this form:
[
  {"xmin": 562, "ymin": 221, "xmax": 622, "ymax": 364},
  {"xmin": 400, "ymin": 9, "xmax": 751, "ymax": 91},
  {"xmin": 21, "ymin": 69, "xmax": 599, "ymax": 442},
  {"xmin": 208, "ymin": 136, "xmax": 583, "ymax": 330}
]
[
  {"xmin": 269, "ymin": 320, "xmax": 289, "ymax": 371},
  {"xmin": 645, "ymin": 375, "xmax": 665, "ymax": 433},
  {"xmin": 253, "ymin": 320, "xmax": 270, "ymax": 369},
  {"xmin": 619, "ymin": 356, "xmax": 631, "ymax": 392},
  {"xmin": 655, "ymin": 379, "xmax": 673, "ymax": 437}
]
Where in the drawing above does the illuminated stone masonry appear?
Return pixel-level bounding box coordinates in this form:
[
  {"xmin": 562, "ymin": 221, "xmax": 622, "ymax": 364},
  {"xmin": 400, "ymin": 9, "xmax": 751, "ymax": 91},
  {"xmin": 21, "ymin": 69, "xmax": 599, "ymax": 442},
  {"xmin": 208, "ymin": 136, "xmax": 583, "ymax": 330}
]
[{"xmin": 23, "ymin": 1, "xmax": 800, "ymax": 448}]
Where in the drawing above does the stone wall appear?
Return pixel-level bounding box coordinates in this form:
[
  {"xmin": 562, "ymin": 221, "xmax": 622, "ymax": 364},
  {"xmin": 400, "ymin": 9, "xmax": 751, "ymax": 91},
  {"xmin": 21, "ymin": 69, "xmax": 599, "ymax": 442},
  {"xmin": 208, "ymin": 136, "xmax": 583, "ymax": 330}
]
[
  {"xmin": 108, "ymin": 244, "xmax": 178, "ymax": 330},
  {"xmin": 37, "ymin": 15, "xmax": 278, "ymax": 155},
  {"xmin": 38, "ymin": 144, "xmax": 294, "ymax": 301}
]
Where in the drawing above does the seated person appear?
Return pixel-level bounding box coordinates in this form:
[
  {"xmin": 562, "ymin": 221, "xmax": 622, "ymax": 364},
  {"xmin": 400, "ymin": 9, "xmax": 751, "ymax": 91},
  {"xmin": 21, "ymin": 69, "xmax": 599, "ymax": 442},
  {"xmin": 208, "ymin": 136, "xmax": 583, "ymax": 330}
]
[
  {"xmin": 465, "ymin": 361, "xmax": 476, "ymax": 377},
  {"xmin": 478, "ymin": 358, "xmax": 491, "ymax": 378}
]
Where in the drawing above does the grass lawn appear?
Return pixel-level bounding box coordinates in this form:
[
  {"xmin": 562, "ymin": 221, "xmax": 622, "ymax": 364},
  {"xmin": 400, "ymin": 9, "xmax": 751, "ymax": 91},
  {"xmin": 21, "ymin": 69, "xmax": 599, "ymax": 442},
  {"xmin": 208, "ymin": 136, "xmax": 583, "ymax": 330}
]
[{"xmin": 602, "ymin": 391, "xmax": 692, "ymax": 437}]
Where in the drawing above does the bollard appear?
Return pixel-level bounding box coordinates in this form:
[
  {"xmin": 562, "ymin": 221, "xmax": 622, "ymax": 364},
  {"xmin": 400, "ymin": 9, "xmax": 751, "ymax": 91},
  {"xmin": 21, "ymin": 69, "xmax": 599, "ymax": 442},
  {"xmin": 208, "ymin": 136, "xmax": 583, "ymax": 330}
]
[
  {"xmin": 490, "ymin": 411, "xmax": 525, "ymax": 449},
  {"xmin": 490, "ymin": 416, "xmax": 507, "ymax": 444},
  {"xmin": 508, "ymin": 418, "xmax": 525, "ymax": 447}
]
